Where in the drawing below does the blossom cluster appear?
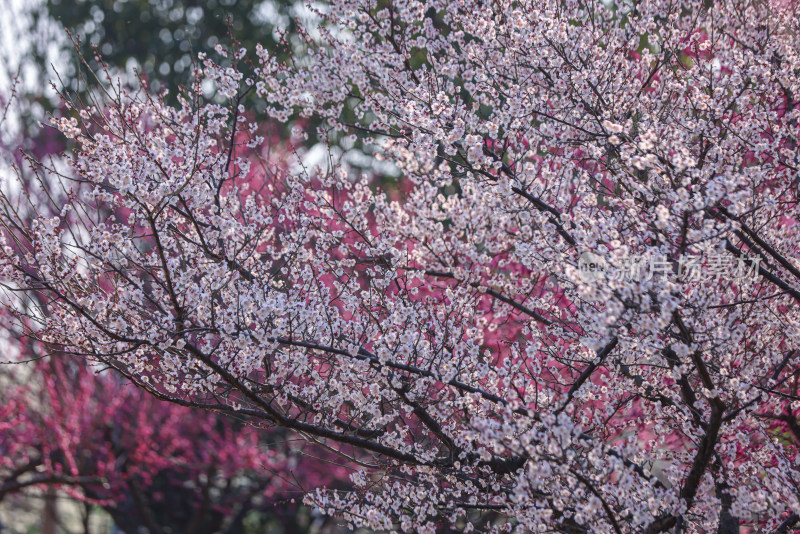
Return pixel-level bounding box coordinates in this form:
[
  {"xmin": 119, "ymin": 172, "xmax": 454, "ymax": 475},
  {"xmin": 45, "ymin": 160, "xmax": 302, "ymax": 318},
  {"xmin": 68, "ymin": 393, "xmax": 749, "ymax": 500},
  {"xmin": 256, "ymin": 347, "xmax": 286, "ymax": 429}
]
[{"xmin": 2, "ymin": 0, "xmax": 800, "ymax": 532}]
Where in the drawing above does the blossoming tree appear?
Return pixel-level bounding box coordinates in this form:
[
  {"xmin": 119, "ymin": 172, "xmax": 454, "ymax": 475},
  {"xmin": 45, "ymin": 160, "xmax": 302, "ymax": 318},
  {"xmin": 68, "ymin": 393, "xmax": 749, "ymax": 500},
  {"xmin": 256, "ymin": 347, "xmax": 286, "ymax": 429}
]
[
  {"xmin": 2, "ymin": 0, "xmax": 800, "ymax": 532},
  {"xmin": 0, "ymin": 69, "xmax": 344, "ymax": 533}
]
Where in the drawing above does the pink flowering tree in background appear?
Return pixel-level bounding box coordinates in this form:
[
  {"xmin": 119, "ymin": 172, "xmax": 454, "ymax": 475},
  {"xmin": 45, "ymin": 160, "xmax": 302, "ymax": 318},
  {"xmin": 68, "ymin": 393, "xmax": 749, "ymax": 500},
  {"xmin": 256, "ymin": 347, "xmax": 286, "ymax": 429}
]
[
  {"xmin": 3, "ymin": 0, "xmax": 800, "ymax": 533},
  {"xmin": 0, "ymin": 353, "xmax": 336, "ymax": 534}
]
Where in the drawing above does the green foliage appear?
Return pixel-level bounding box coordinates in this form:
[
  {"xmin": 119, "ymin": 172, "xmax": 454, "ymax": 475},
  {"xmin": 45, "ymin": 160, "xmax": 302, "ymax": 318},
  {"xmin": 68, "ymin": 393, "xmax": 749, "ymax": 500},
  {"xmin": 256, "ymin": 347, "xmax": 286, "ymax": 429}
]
[{"xmin": 43, "ymin": 0, "xmax": 295, "ymax": 100}]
